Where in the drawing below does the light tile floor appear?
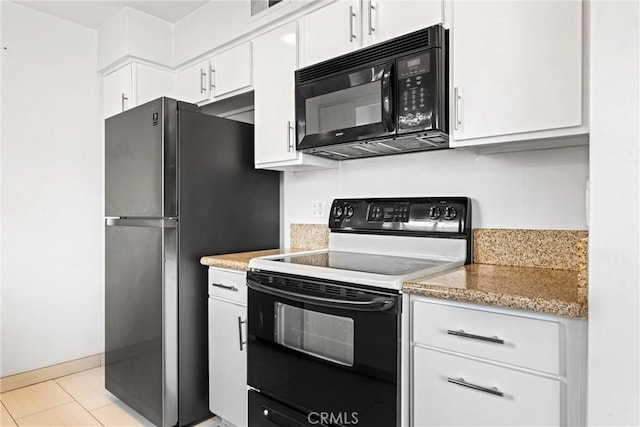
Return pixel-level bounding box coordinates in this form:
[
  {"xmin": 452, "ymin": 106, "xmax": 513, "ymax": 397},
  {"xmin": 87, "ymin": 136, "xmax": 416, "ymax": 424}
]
[{"xmin": 0, "ymin": 367, "xmax": 221, "ymax": 427}]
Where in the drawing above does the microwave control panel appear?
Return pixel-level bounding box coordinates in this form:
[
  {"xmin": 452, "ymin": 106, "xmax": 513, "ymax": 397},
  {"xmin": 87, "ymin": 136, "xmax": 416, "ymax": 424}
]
[{"xmin": 397, "ymin": 52, "xmax": 433, "ymax": 132}]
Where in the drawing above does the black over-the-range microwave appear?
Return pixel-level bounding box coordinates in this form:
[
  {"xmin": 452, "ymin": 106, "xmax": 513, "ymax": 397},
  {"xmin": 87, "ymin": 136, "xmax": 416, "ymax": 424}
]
[{"xmin": 295, "ymin": 24, "xmax": 448, "ymax": 160}]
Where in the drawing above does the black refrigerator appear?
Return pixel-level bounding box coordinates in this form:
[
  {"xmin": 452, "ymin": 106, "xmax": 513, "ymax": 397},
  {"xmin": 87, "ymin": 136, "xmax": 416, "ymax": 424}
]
[{"xmin": 104, "ymin": 98, "xmax": 279, "ymax": 427}]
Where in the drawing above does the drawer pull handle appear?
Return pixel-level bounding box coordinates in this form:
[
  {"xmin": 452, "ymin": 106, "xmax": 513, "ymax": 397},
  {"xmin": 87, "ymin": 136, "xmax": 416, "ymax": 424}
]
[
  {"xmin": 447, "ymin": 377, "xmax": 504, "ymax": 397},
  {"xmin": 447, "ymin": 329, "xmax": 504, "ymax": 344},
  {"xmin": 238, "ymin": 317, "xmax": 247, "ymax": 351},
  {"xmin": 210, "ymin": 282, "xmax": 238, "ymax": 292}
]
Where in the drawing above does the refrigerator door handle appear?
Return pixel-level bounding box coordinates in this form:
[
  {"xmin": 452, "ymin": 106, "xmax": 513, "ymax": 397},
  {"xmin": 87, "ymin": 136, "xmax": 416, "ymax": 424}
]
[{"xmin": 105, "ymin": 218, "xmax": 177, "ymax": 228}]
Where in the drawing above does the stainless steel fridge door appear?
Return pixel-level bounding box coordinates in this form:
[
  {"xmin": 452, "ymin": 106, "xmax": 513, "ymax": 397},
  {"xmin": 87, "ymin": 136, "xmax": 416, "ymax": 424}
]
[
  {"xmin": 105, "ymin": 98, "xmax": 177, "ymax": 218},
  {"xmin": 105, "ymin": 218, "xmax": 177, "ymax": 427}
]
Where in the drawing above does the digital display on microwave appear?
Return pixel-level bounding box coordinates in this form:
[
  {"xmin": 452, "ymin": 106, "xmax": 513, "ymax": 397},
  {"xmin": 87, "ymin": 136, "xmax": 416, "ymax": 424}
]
[{"xmin": 398, "ymin": 53, "xmax": 430, "ymax": 78}]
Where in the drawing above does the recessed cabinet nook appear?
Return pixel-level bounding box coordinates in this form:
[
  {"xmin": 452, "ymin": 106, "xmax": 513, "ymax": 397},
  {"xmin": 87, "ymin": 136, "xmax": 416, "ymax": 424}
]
[{"xmin": 177, "ymin": 42, "xmax": 253, "ymax": 105}]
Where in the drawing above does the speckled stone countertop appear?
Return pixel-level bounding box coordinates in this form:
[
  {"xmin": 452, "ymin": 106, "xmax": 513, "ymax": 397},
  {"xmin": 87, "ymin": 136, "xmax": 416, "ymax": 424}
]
[
  {"xmin": 200, "ymin": 224, "xmax": 330, "ymax": 271},
  {"xmin": 404, "ymin": 264, "xmax": 586, "ymax": 318},
  {"xmin": 404, "ymin": 229, "xmax": 589, "ymax": 318},
  {"xmin": 200, "ymin": 249, "xmax": 283, "ymax": 271}
]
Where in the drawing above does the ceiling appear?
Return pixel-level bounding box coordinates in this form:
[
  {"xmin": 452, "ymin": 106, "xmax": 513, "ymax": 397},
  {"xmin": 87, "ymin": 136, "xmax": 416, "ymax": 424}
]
[{"xmin": 13, "ymin": 0, "xmax": 209, "ymax": 29}]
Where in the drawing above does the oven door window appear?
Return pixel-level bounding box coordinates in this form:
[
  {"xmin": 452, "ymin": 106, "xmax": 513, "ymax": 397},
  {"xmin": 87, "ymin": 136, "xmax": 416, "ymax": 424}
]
[{"xmin": 275, "ymin": 302, "xmax": 354, "ymax": 366}]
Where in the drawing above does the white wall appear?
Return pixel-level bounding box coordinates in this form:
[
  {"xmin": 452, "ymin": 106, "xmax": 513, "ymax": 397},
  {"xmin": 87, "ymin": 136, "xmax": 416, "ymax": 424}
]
[
  {"xmin": 0, "ymin": 2, "xmax": 103, "ymax": 376},
  {"xmin": 588, "ymin": 1, "xmax": 640, "ymax": 425},
  {"xmin": 283, "ymin": 145, "xmax": 589, "ymax": 246}
]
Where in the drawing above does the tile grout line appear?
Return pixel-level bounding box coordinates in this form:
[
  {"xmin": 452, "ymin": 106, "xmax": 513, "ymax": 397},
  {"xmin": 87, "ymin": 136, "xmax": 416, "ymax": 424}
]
[
  {"xmin": 7, "ymin": 378, "xmax": 78, "ymax": 422},
  {"xmin": 1, "ymin": 401, "xmax": 18, "ymax": 426},
  {"xmin": 53, "ymin": 375, "xmax": 107, "ymax": 427}
]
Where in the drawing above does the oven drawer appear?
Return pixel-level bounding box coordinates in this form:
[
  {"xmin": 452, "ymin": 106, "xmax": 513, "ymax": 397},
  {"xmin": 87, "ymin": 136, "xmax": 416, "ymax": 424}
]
[
  {"xmin": 413, "ymin": 346, "xmax": 561, "ymax": 427},
  {"xmin": 412, "ymin": 298, "xmax": 561, "ymax": 374},
  {"xmin": 208, "ymin": 267, "xmax": 247, "ymax": 304},
  {"xmin": 249, "ymin": 391, "xmax": 329, "ymax": 427}
]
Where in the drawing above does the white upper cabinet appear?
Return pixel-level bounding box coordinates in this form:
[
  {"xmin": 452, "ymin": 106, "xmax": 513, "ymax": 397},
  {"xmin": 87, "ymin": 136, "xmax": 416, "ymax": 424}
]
[
  {"xmin": 450, "ymin": 0, "xmax": 585, "ymax": 147},
  {"xmin": 254, "ymin": 22, "xmax": 337, "ymax": 171},
  {"xmin": 299, "ymin": 0, "xmax": 444, "ymax": 68},
  {"xmin": 136, "ymin": 64, "xmax": 176, "ymax": 106},
  {"xmin": 211, "ymin": 42, "xmax": 252, "ymax": 99},
  {"xmin": 177, "ymin": 61, "xmax": 211, "ymax": 104},
  {"xmin": 177, "ymin": 43, "xmax": 253, "ymax": 105},
  {"xmin": 364, "ymin": 0, "xmax": 443, "ymax": 46},
  {"xmin": 103, "ymin": 62, "xmax": 175, "ymax": 119},
  {"xmin": 299, "ymin": 0, "xmax": 360, "ymax": 68},
  {"xmin": 103, "ymin": 64, "xmax": 134, "ymax": 119}
]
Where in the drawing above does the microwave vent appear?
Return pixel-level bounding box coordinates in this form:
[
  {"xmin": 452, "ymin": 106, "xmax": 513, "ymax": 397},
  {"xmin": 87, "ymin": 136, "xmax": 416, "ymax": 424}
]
[
  {"xmin": 305, "ymin": 132, "xmax": 449, "ymax": 160},
  {"xmin": 296, "ymin": 26, "xmax": 444, "ymax": 85}
]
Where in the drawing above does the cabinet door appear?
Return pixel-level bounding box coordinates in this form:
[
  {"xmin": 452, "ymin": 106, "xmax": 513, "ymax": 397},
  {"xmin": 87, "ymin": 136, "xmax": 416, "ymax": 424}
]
[
  {"xmin": 451, "ymin": 1, "xmax": 582, "ymax": 142},
  {"xmin": 208, "ymin": 298, "xmax": 247, "ymax": 427},
  {"xmin": 103, "ymin": 64, "xmax": 134, "ymax": 118},
  {"xmin": 253, "ymin": 22, "xmax": 298, "ymax": 164},
  {"xmin": 211, "ymin": 42, "xmax": 252, "ymax": 99},
  {"xmin": 413, "ymin": 346, "xmax": 561, "ymax": 426},
  {"xmin": 177, "ymin": 61, "xmax": 210, "ymax": 104},
  {"xmin": 364, "ymin": 0, "xmax": 443, "ymax": 46},
  {"xmin": 299, "ymin": 0, "xmax": 360, "ymax": 68},
  {"xmin": 136, "ymin": 64, "xmax": 176, "ymax": 106}
]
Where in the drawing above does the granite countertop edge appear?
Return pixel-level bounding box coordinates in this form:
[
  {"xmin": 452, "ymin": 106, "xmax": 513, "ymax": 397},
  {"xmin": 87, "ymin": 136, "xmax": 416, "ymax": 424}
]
[{"xmin": 403, "ymin": 273, "xmax": 587, "ymax": 319}]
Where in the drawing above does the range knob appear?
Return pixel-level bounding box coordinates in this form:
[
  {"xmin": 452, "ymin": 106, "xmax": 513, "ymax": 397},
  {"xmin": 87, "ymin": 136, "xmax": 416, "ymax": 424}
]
[
  {"xmin": 345, "ymin": 206, "xmax": 354, "ymax": 218},
  {"xmin": 443, "ymin": 206, "xmax": 457, "ymax": 220},
  {"xmin": 428, "ymin": 206, "xmax": 441, "ymax": 219},
  {"xmin": 333, "ymin": 206, "xmax": 343, "ymax": 218}
]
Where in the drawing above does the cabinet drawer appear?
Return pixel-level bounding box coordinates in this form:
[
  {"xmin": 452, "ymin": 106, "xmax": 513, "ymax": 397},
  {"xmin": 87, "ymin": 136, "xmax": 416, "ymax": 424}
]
[
  {"xmin": 412, "ymin": 299, "xmax": 561, "ymax": 374},
  {"xmin": 208, "ymin": 268, "xmax": 247, "ymax": 304},
  {"xmin": 413, "ymin": 346, "xmax": 561, "ymax": 426}
]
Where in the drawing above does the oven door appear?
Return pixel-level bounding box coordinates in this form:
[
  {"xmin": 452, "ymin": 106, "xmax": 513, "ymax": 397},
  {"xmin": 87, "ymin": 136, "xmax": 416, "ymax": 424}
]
[
  {"xmin": 247, "ymin": 271, "xmax": 400, "ymax": 427},
  {"xmin": 295, "ymin": 63, "xmax": 395, "ymax": 150}
]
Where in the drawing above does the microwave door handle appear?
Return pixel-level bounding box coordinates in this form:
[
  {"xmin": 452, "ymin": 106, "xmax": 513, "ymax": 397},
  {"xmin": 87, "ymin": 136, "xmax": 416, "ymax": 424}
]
[
  {"xmin": 381, "ymin": 62, "xmax": 394, "ymax": 132},
  {"xmin": 247, "ymin": 280, "xmax": 396, "ymax": 312}
]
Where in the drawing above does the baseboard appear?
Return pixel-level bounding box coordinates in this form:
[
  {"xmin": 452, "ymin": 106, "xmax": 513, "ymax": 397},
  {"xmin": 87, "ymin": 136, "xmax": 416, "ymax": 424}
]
[{"xmin": 0, "ymin": 353, "xmax": 103, "ymax": 393}]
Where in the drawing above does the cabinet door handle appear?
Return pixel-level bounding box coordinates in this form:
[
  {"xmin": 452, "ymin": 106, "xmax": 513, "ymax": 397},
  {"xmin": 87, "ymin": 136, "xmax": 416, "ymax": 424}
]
[
  {"xmin": 447, "ymin": 377, "xmax": 504, "ymax": 397},
  {"xmin": 447, "ymin": 329, "xmax": 504, "ymax": 344},
  {"xmin": 210, "ymin": 282, "xmax": 238, "ymax": 292},
  {"xmin": 286, "ymin": 120, "xmax": 294, "ymax": 152},
  {"xmin": 200, "ymin": 69, "xmax": 206, "ymax": 94},
  {"xmin": 454, "ymin": 87, "xmax": 461, "ymax": 131},
  {"xmin": 210, "ymin": 67, "xmax": 216, "ymax": 92},
  {"xmin": 238, "ymin": 317, "xmax": 247, "ymax": 351},
  {"xmin": 349, "ymin": 6, "xmax": 356, "ymax": 42},
  {"xmin": 121, "ymin": 93, "xmax": 128, "ymax": 111},
  {"xmin": 368, "ymin": 0, "xmax": 375, "ymax": 36}
]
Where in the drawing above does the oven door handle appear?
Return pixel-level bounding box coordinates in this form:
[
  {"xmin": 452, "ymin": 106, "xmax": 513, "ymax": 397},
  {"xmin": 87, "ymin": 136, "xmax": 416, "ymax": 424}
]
[{"xmin": 247, "ymin": 280, "xmax": 396, "ymax": 312}]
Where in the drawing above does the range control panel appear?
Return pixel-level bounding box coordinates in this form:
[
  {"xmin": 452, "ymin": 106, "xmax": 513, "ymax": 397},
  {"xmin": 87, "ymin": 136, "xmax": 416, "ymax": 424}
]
[{"xmin": 329, "ymin": 197, "xmax": 471, "ymax": 237}]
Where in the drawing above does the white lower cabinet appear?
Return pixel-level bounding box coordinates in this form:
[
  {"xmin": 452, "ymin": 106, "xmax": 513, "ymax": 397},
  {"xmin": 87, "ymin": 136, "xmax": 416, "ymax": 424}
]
[
  {"xmin": 208, "ymin": 268, "xmax": 247, "ymax": 427},
  {"xmin": 410, "ymin": 296, "xmax": 587, "ymax": 427},
  {"xmin": 413, "ymin": 347, "xmax": 561, "ymax": 426}
]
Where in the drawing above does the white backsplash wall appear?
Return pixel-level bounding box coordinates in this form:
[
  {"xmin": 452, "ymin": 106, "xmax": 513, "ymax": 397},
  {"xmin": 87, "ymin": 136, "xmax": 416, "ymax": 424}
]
[{"xmin": 283, "ymin": 145, "xmax": 588, "ymax": 247}]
